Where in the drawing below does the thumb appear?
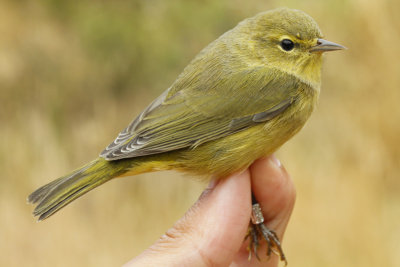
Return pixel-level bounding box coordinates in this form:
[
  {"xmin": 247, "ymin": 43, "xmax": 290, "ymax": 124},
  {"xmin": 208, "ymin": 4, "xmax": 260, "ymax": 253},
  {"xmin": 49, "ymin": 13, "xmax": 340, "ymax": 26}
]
[{"xmin": 124, "ymin": 171, "xmax": 252, "ymax": 267}]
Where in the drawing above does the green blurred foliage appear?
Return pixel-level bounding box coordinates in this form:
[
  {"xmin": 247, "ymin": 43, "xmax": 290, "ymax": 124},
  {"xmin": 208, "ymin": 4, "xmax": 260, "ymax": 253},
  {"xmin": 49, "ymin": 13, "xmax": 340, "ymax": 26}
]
[{"xmin": 1, "ymin": 0, "xmax": 400, "ymax": 266}]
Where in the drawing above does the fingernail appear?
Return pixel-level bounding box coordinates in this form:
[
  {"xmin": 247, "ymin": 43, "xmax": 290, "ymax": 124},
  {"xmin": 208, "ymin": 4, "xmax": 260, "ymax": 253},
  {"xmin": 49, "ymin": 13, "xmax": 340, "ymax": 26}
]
[
  {"xmin": 198, "ymin": 178, "xmax": 218, "ymax": 201},
  {"xmin": 270, "ymin": 154, "xmax": 281, "ymax": 168},
  {"xmin": 207, "ymin": 178, "xmax": 218, "ymax": 189}
]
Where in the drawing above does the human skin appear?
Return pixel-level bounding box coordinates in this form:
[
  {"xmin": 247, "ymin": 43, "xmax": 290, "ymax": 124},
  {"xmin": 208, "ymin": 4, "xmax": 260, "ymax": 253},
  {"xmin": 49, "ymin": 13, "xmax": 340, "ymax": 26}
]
[{"xmin": 124, "ymin": 155, "xmax": 296, "ymax": 267}]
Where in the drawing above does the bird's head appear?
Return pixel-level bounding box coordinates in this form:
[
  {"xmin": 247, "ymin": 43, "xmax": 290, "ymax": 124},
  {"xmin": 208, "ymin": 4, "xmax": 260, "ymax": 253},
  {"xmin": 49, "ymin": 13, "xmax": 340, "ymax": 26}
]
[{"xmin": 236, "ymin": 8, "xmax": 345, "ymax": 87}]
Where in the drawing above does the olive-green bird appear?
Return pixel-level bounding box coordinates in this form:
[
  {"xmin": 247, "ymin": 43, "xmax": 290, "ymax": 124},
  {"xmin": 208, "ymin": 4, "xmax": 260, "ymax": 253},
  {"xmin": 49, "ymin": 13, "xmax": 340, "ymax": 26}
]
[{"xmin": 28, "ymin": 7, "xmax": 345, "ymax": 262}]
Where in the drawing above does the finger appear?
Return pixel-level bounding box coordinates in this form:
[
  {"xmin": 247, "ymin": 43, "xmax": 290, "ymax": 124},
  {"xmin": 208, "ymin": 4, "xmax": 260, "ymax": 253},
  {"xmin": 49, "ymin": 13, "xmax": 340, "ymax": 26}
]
[
  {"xmin": 232, "ymin": 155, "xmax": 296, "ymax": 267},
  {"xmin": 124, "ymin": 170, "xmax": 252, "ymax": 267},
  {"xmin": 250, "ymin": 155, "xmax": 296, "ymax": 236}
]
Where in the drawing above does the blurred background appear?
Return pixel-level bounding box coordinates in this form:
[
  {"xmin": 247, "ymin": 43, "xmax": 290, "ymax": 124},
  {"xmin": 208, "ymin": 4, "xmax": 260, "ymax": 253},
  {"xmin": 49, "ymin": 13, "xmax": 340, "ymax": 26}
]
[{"xmin": 1, "ymin": 0, "xmax": 399, "ymax": 266}]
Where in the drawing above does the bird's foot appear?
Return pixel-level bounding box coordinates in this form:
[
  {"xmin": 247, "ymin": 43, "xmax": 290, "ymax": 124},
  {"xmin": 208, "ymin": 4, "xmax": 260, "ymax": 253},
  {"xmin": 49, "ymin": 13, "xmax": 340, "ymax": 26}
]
[{"xmin": 245, "ymin": 203, "xmax": 287, "ymax": 265}]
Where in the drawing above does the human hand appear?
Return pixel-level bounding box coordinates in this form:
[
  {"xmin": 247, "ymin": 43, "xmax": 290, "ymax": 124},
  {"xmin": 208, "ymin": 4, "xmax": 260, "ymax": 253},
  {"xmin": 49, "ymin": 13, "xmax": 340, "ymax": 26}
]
[{"xmin": 124, "ymin": 155, "xmax": 296, "ymax": 267}]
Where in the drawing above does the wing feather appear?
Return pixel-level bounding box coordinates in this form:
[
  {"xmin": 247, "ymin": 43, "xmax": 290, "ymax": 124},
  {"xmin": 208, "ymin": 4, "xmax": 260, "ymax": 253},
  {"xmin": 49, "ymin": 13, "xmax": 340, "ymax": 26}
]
[{"xmin": 100, "ymin": 67, "xmax": 301, "ymax": 160}]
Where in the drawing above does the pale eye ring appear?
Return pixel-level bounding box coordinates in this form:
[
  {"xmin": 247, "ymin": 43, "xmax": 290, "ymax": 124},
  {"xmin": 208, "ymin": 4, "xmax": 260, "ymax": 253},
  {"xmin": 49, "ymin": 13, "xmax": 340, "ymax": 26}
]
[{"xmin": 280, "ymin": 39, "xmax": 294, "ymax": 51}]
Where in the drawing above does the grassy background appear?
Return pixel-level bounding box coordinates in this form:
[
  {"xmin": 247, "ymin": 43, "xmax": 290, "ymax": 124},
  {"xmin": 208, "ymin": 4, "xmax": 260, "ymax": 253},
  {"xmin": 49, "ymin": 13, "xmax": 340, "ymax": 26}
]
[{"xmin": 1, "ymin": 0, "xmax": 399, "ymax": 266}]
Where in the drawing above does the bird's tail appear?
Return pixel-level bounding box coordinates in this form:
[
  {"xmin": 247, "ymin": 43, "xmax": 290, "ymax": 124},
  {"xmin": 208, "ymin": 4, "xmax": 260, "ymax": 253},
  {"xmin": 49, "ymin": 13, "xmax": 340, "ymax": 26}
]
[{"xmin": 28, "ymin": 157, "xmax": 128, "ymax": 221}]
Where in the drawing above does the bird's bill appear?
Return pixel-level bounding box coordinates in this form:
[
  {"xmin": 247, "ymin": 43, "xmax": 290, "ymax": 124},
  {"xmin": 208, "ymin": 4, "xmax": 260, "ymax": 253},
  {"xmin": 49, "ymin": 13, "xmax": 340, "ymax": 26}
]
[{"xmin": 310, "ymin": 38, "xmax": 346, "ymax": 52}]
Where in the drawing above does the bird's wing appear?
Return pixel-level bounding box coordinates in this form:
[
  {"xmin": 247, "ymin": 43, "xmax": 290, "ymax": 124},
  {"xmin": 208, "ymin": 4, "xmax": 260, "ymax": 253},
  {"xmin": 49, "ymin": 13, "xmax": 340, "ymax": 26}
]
[{"xmin": 100, "ymin": 67, "xmax": 300, "ymax": 160}]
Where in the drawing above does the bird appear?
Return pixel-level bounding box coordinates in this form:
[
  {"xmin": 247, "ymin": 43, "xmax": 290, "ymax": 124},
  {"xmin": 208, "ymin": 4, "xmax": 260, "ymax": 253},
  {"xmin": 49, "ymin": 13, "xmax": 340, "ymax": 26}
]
[{"xmin": 28, "ymin": 7, "xmax": 345, "ymax": 262}]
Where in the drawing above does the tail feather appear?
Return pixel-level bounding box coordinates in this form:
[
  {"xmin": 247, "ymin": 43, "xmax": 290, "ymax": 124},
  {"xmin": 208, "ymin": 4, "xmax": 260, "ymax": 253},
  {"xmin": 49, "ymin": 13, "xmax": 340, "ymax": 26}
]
[
  {"xmin": 28, "ymin": 157, "xmax": 127, "ymax": 221},
  {"xmin": 27, "ymin": 176, "xmax": 66, "ymax": 204}
]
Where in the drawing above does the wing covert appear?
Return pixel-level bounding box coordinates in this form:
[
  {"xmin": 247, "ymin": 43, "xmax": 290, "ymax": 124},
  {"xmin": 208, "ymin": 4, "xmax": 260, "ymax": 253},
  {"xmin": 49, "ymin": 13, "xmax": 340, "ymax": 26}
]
[{"xmin": 100, "ymin": 67, "xmax": 302, "ymax": 160}]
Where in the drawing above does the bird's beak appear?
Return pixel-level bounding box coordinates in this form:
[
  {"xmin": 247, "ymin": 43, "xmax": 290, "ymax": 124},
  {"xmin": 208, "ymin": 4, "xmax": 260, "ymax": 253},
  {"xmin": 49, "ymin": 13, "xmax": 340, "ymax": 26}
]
[{"xmin": 310, "ymin": 38, "xmax": 346, "ymax": 53}]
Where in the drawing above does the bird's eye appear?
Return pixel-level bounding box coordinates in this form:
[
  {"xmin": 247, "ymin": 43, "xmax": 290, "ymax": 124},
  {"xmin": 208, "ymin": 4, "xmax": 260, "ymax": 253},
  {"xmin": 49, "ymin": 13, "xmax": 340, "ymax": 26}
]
[{"xmin": 280, "ymin": 39, "xmax": 295, "ymax": 51}]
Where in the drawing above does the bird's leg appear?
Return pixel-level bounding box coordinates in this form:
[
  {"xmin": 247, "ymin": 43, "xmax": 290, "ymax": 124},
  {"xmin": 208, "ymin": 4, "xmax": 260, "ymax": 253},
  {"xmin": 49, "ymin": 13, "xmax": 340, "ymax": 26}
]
[{"xmin": 245, "ymin": 193, "xmax": 287, "ymax": 265}]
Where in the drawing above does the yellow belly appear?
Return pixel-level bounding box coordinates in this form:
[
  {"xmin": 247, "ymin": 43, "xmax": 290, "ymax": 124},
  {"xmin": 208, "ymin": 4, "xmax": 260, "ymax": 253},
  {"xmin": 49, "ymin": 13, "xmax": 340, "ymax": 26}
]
[{"xmin": 178, "ymin": 103, "xmax": 313, "ymax": 177}]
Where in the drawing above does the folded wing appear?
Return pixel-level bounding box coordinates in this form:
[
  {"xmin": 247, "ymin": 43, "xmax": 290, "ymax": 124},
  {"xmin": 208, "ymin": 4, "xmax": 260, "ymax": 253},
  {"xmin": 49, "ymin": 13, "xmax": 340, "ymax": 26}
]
[{"xmin": 100, "ymin": 67, "xmax": 300, "ymax": 160}]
